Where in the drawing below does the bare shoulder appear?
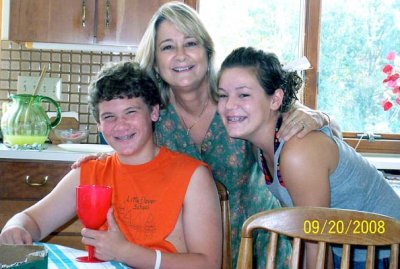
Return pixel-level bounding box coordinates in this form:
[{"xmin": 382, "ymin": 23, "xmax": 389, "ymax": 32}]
[
  {"xmin": 280, "ymin": 130, "xmax": 338, "ymax": 169},
  {"xmin": 54, "ymin": 167, "xmax": 81, "ymax": 190},
  {"xmin": 280, "ymin": 131, "xmax": 334, "ymax": 207},
  {"xmin": 183, "ymin": 164, "xmax": 219, "ymax": 210},
  {"xmin": 188, "ymin": 165, "xmax": 215, "ymax": 190}
]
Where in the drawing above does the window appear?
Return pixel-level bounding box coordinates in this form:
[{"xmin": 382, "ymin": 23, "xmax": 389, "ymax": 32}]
[
  {"xmin": 200, "ymin": 0, "xmax": 400, "ymax": 153},
  {"xmin": 305, "ymin": 0, "xmax": 400, "ymax": 153},
  {"xmin": 199, "ymin": 0, "xmax": 305, "ymax": 67}
]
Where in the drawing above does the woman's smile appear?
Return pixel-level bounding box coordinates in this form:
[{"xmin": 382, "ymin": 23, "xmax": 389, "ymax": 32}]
[
  {"xmin": 172, "ymin": 65, "xmax": 195, "ymax": 72},
  {"xmin": 155, "ymin": 20, "xmax": 208, "ymax": 89}
]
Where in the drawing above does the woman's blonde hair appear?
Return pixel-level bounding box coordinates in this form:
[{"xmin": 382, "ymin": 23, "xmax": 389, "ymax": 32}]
[{"xmin": 135, "ymin": 1, "xmax": 217, "ymax": 106}]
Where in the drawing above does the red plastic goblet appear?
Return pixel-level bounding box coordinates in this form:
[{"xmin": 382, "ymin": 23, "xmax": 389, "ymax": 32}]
[{"xmin": 76, "ymin": 185, "xmax": 112, "ymax": 263}]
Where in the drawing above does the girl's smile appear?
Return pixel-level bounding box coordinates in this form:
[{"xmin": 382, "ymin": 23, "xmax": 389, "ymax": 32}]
[{"xmin": 218, "ymin": 67, "xmax": 276, "ymax": 142}]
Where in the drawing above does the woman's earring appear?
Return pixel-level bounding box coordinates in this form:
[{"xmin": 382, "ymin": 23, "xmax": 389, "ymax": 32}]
[{"xmin": 155, "ymin": 72, "xmax": 162, "ymax": 83}]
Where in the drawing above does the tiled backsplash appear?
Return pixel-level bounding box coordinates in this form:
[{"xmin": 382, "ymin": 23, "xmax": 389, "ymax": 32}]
[{"xmin": 0, "ymin": 41, "xmax": 135, "ymax": 143}]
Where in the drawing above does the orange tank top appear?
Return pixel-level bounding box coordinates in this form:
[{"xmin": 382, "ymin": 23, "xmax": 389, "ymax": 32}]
[{"xmin": 80, "ymin": 147, "xmax": 206, "ymax": 253}]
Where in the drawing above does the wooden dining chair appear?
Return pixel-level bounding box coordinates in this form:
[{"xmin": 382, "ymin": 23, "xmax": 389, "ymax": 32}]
[
  {"xmin": 236, "ymin": 207, "xmax": 400, "ymax": 269},
  {"xmin": 215, "ymin": 180, "xmax": 233, "ymax": 269}
]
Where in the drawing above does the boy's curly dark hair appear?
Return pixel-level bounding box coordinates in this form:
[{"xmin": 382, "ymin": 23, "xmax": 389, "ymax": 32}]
[
  {"xmin": 218, "ymin": 47, "xmax": 302, "ymax": 112},
  {"xmin": 88, "ymin": 61, "xmax": 161, "ymax": 122}
]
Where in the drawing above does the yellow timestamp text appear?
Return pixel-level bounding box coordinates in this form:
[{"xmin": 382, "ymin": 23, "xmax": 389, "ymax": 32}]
[{"xmin": 303, "ymin": 219, "xmax": 385, "ymax": 235}]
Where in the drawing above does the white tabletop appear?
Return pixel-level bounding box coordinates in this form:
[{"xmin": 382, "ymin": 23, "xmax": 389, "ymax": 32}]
[{"xmin": 36, "ymin": 243, "xmax": 129, "ymax": 269}]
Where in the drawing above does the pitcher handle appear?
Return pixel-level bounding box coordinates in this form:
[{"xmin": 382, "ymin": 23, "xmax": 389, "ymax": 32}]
[{"xmin": 39, "ymin": 96, "xmax": 62, "ymax": 128}]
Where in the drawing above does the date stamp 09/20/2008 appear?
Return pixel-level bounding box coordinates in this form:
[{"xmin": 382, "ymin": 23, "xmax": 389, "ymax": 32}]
[{"xmin": 303, "ymin": 219, "xmax": 386, "ymax": 235}]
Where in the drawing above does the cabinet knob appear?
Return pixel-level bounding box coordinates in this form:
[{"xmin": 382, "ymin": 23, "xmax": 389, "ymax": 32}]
[
  {"xmin": 25, "ymin": 176, "xmax": 48, "ymax": 186},
  {"xmin": 105, "ymin": 0, "xmax": 111, "ymax": 28}
]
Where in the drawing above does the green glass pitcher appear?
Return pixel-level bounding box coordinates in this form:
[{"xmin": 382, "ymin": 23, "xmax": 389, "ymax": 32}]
[{"xmin": 1, "ymin": 94, "xmax": 61, "ymax": 149}]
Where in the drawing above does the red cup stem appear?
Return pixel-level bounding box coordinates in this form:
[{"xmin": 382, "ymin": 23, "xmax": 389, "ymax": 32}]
[{"xmin": 88, "ymin": 245, "xmax": 95, "ymax": 261}]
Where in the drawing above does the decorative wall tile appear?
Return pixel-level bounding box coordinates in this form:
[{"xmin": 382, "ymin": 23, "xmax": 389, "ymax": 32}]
[{"xmin": 0, "ymin": 41, "xmax": 135, "ymax": 143}]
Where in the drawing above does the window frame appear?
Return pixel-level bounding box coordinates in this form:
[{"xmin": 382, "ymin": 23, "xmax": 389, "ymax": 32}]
[
  {"xmin": 184, "ymin": 0, "xmax": 198, "ymax": 9},
  {"xmin": 303, "ymin": 0, "xmax": 400, "ymax": 154}
]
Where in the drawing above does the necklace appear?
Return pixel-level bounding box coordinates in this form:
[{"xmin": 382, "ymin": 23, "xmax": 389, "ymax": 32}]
[
  {"xmin": 259, "ymin": 116, "xmax": 285, "ymax": 187},
  {"xmin": 178, "ymin": 97, "xmax": 210, "ymax": 135}
]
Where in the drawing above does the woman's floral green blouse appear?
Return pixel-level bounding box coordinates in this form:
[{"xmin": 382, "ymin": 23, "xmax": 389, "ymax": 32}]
[{"xmin": 155, "ymin": 104, "xmax": 291, "ymax": 268}]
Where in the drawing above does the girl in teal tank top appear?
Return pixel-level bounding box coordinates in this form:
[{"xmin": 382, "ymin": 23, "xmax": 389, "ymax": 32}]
[{"xmin": 217, "ymin": 46, "xmax": 400, "ymax": 269}]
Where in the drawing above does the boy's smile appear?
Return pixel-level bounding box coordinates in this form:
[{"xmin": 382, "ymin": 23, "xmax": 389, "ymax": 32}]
[{"xmin": 98, "ymin": 97, "xmax": 159, "ymax": 165}]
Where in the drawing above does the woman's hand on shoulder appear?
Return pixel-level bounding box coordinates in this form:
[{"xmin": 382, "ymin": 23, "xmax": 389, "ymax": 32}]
[
  {"xmin": 71, "ymin": 152, "xmax": 110, "ymax": 169},
  {"xmin": 278, "ymin": 102, "xmax": 329, "ymax": 141}
]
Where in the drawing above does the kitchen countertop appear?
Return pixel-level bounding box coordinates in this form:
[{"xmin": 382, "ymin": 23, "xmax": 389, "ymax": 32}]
[
  {"xmin": 0, "ymin": 143, "xmax": 110, "ymax": 162},
  {"xmin": 360, "ymin": 153, "xmax": 400, "ymax": 171}
]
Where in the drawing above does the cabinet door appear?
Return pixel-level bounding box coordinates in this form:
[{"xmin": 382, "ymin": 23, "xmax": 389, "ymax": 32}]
[
  {"xmin": 8, "ymin": 0, "xmax": 96, "ymax": 43},
  {"xmin": 7, "ymin": 0, "xmax": 197, "ymax": 45},
  {"xmin": 0, "ymin": 160, "xmax": 71, "ymax": 200},
  {"xmin": 95, "ymin": 0, "xmax": 194, "ymax": 46}
]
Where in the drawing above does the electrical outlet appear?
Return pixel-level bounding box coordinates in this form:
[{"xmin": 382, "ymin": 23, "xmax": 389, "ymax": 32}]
[{"xmin": 17, "ymin": 75, "xmax": 62, "ymax": 100}]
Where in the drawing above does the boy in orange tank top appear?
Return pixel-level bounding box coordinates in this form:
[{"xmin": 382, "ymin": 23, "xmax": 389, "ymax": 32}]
[{"xmin": 0, "ymin": 61, "xmax": 222, "ymax": 269}]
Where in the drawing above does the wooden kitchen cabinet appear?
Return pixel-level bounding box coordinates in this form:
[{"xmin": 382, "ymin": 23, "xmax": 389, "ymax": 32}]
[
  {"xmin": 7, "ymin": 0, "xmax": 96, "ymax": 44},
  {"xmin": 0, "ymin": 159, "xmax": 84, "ymax": 249},
  {"xmin": 95, "ymin": 0, "xmax": 196, "ymax": 45},
  {"xmin": 5, "ymin": 0, "xmax": 197, "ymax": 46}
]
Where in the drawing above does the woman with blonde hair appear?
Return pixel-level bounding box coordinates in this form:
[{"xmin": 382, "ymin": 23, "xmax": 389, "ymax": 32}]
[{"xmin": 134, "ymin": 2, "xmax": 337, "ymax": 267}]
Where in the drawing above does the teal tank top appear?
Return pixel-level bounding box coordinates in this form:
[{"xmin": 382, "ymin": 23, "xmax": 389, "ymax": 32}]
[{"xmin": 259, "ymin": 125, "xmax": 400, "ymax": 261}]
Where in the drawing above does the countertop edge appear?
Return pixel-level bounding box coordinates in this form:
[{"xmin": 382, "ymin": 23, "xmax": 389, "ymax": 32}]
[
  {"xmin": 0, "ymin": 144, "xmax": 92, "ymax": 162},
  {"xmin": 0, "ymin": 144, "xmax": 399, "ymax": 170}
]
